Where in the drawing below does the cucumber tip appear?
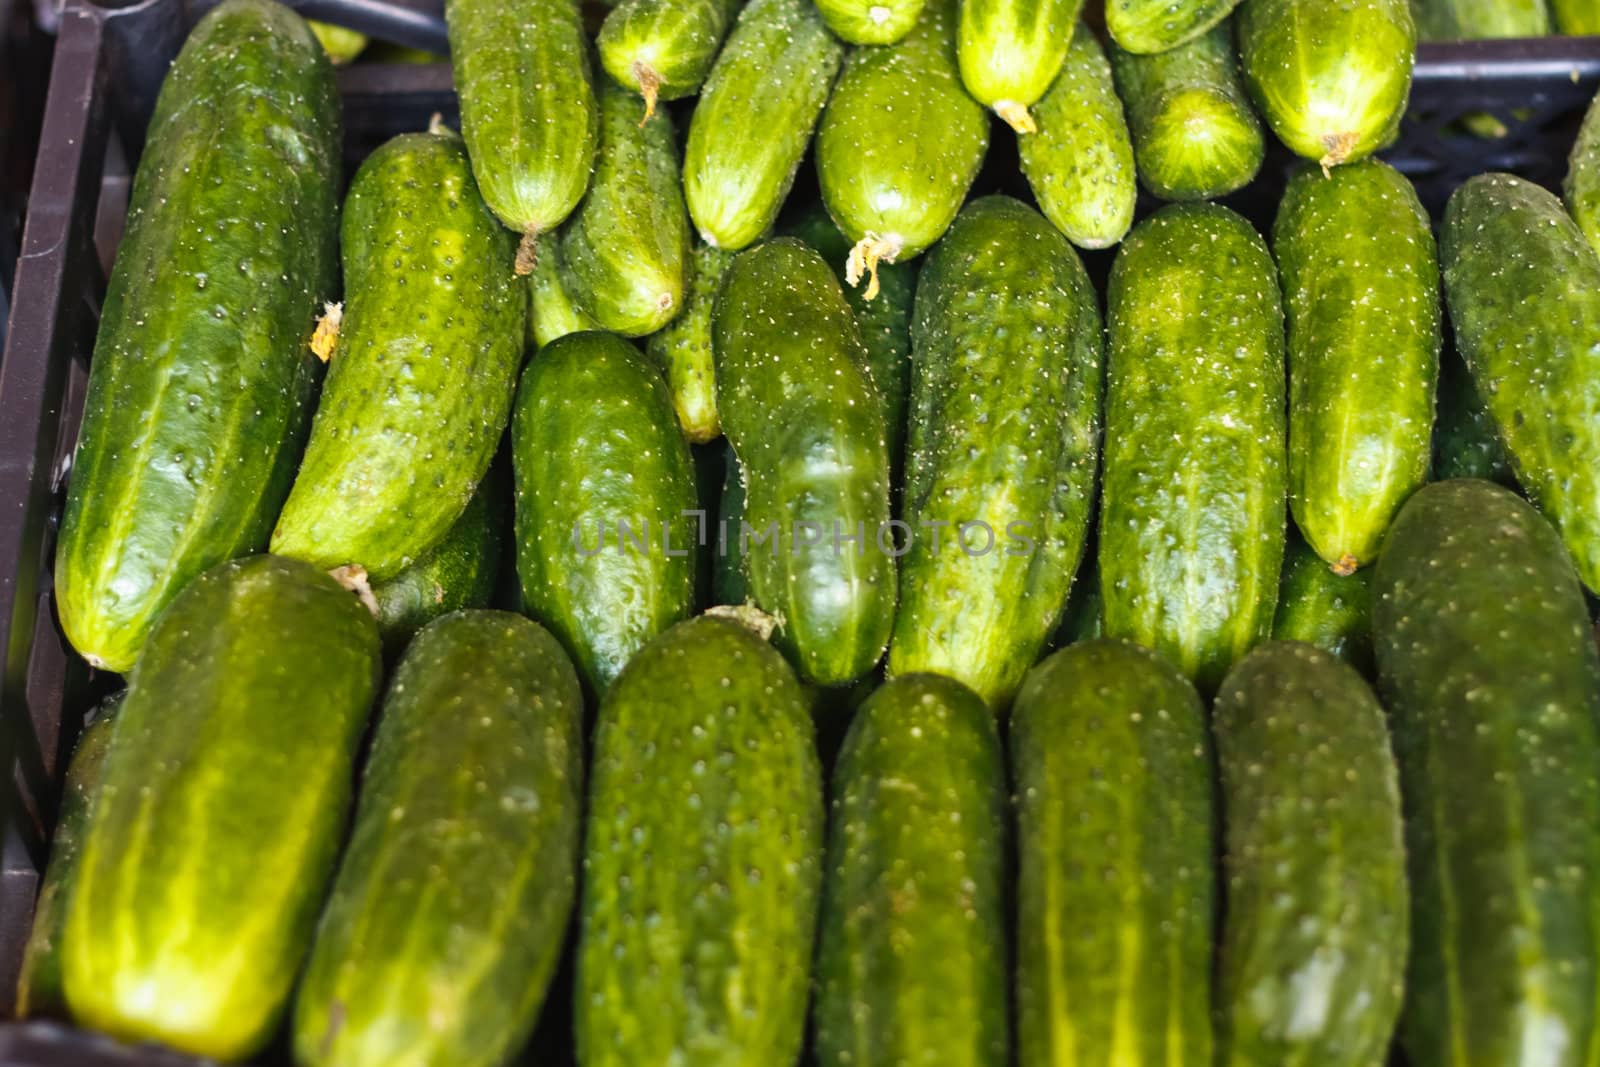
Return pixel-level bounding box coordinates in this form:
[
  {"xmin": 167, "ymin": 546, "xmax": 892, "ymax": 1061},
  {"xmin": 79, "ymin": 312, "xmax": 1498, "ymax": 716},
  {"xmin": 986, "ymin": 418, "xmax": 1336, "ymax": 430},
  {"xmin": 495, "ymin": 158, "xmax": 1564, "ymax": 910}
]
[
  {"xmin": 514, "ymin": 228, "xmax": 539, "ymax": 276},
  {"xmin": 1332, "ymin": 552, "xmax": 1359, "ymax": 577},
  {"xmin": 994, "ymin": 100, "xmax": 1037, "ymax": 135}
]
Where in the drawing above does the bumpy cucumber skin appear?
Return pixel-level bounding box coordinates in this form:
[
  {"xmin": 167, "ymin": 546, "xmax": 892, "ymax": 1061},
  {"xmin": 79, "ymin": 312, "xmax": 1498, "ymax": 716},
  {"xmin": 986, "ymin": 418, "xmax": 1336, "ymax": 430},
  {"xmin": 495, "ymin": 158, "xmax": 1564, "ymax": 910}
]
[
  {"xmin": 890, "ymin": 196, "xmax": 1101, "ymax": 710},
  {"xmin": 54, "ymin": 0, "xmax": 339, "ymax": 674},
  {"xmin": 713, "ymin": 443, "xmax": 749, "ymax": 605},
  {"xmin": 1019, "ymin": 24, "xmax": 1136, "ymax": 250},
  {"xmin": 1441, "ymin": 173, "xmax": 1600, "ymax": 591},
  {"xmin": 1566, "ymin": 90, "xmax": 1600, "ymax": 258},
  {"xmin": 818, "ymin": 0, "xmax": 926, "ymax": 42},
  {"xmin": 1213, "ymin": 641, "xmax": 1408, "ymax": 1067},
  {"xmin": 1411, "ymin": 0, "xmax": 1547, "ymax": 38},
  {"xmin": 1108, "ymin": 0, "xmax": 1241, "ymax": 52},
  {"xmin": 1109, "ymin": 23, "xmax": 1264, "ymax": 202},
  {"xmin": 816, "ymin": 0, "xmax": 988, "ymax": 263},
  {"xmin": 1431, "ymin": 347, "xmax": 1515, "ymax": 485},
  {"xmin": 684, "ymin": 0, "xmax": 844, "ymax": 250},
  {"xmin": 597, "ymin": 0, "xmax": 742, "ymax": 103},
  {"xmin": 294, "ymin": 611, "xmax": 582, "ymax": 1067},
  {"xmin": 1237, "ymin": 0, "xmax": 1415, "ymax": 167},
  {"xmin": 647, "ymin": 241, "xmax": 733, "ymax": 443},
  {"xmin": 576, "ymin": 615, "xmax": 823, "ymax": 1067},
  {"xmin": 1373, "ymin": 479, "xmax": 1600, "ymax": 1067},
  {"xmin": 272, "ymin": 130, "xmax": 523, "ymax": 581},
  {"xmin": 1011, "ymin": 639, "xmax": 1215, "ymax": 1067},
  {"xmin": 559, "ymin": 80, "xmax": 690, "ymax": 337},
  {"xmin": 528, "ymin": 232, "xmax": 600, "ymax": 348},
  {"xmin": 714, "ymin": 239, "xmax": 896, "ymax": 687},
  {"xmin": 1272, "ymin": 536, "xmax": 1373, "ymax": 675},
  {"xmin": 1275, "ymin": 159, "xmax": 1439, "ymax": 573},
  {"xmin": 512, "ymin": 332, "xmax": 697, "ymax": 697},
  {"xmin": 814, "ymin": 674, "xmax": 1008, "ymax": 1066},
  {"xmin": 1553, "ymin": 0, "xmax": 1600, "ymax": 33},
  {"xmin": 1100, "ymin": 203, "xmax": 1286, "ymax": 695},
  {"xmin": 956, "ymin": 0, "xmax": 1081, "ymax": 123},
  {"xmin": 62, "ymin": 556, "xmax": 380, "ymax": 1061},
  {"xmin": 446, "ymin": 0, "xmax": 598, "ymax": 240}
]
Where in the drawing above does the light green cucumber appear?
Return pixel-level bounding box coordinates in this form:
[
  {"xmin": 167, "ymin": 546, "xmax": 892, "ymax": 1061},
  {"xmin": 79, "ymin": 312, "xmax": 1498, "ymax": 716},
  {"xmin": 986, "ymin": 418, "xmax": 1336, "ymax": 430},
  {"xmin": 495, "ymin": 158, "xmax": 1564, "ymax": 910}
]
[
  {"xmin": 956, "ymin": 0, "xmax": 1082, "ymax": 132},
  {"xmin": 597, "ymin": 0, "xmax": 743, "ymax": 116},
  {"xmin": 647, "ymin": 241, "xmax": 732, "ymax": 443}
]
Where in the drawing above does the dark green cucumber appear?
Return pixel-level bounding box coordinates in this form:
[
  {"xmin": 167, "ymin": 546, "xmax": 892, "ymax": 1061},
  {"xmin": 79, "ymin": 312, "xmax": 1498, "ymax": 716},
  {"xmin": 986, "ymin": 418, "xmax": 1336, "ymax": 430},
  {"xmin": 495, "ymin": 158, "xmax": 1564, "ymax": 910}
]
[
  {"xmin": 1018, "ymin": 23, "xmax": 1136, "ymax": 250},
  {"xmin": 1109, "ymin": 23, "xmax": 1264, "ymax": 202},
  {"xmin": 814, "ymin": 673, "xmax": 1008, "ymax": 1065},
  {"xmin": 1272, "ymin": 535, "xmax": 1373, "ymax": 675},
  {"xmin": 956, "ymin": 0, "xmax": 1080, "ymax": 131},
  {"xmin": 1411, "ymin": 0, "xmax": 1547, "ymax": 39},
  {"xmin": 815, "ymin": 0, "xmax": 988, "ymax": 289},
  {"xmin": 529, "ymin": 231, "xmax": 601, "ymax": 348},
  {"xmin": 559, "ymin": 80, "xmax": 690, "ymax": 337},
  {"xmin": 294, "ymin": 611, "xmax": 582, "ymax": 1067},
  {"xmin": 1237, "ymin": 0, "xmax": 1415, "ymax": 167},
  {"xmin": 575, "ymin": 613, "xmax": 823, "ymax": 1066},
  {"xmin": 818, "ymin": 0, "xmax": 924, "ymax": 42},
  {"xmin": 1553, "ymin": 0, "xmax": 1600, "ymax": 33},
  {"xmin": 272, "ymin": 128, "xmax": 523, "ymax": 581},
  {"xmin": 15, "ymin": 699, "xmax": 120, "ymax": 1021},
  {"xmin": 1373, "ymin": 479, "xmax": 1600, "ymax": 1066},
  {"xmin": 684, "ymin": 0, "xmax": 844, "ymax": 250},
  {"xmin": 309, "ymin": 20, "xmax": 367, "ymax": 62},
  {"xmin": 1431, "ymin": 346, "xmax": 1515, "ymax": 485},
  {"xmin": 714, "ymin": 239, "xmax": 895, "ymax": 686},
  {"xmin": 1108, "ymin": 0, "xmax": 1241, "ymax": 53},
  {"xmin": 1213, "ymin": 641, "xmax": 1407, "ymax": 1067},
  {"xmin": 447, "ymin": 0, "xmax": 598, "ymax": 267},
  {"xmin": 62, "ymin": 555, "xmax": 379, "ymax": 1061},
  {"xmin": 1275, "ymin": 159, "xmax": 1439, "ymax": 574},
  {"xmin": 1011, "ymin": 638, "xmax": 1215, "ymax": 1066},
  {"xmin": 890, "ymin": 196, "xmax": 1101, "ymax": 709},
  {"xmin": 513, "ymin": 331, "xmax": 697, "ymax": 695},
  {"xmin": 646, "ymin": 240, "xmax": 733, "ymax": 443},
  {"xmin": 714, "ymin": 442, "xmax": 749, "ymax": 605},
  {"xmin": 1441, "ymin": 173, "xmax": 1600, "ymax": 591},
  {"xmin": 53, "ymin": 0, "xmax": 339, "ymax": 673},
  {"xmin": 597, "ymin": 0, "xmax": 743, "ymax": 115},
  {"xmin": 1100, "ymin": 203, "xmax": 1286, "ymax": 694},
  {"xmin": 1566, "ymin": 89, "xmax": 1600, "ymax": 258}
]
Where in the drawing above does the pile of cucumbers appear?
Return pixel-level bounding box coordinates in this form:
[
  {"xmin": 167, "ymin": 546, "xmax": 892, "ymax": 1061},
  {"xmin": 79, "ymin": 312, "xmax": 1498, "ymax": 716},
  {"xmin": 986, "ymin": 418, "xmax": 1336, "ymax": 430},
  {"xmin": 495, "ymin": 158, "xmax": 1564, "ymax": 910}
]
[{"xmin": 20, "ymin": 0, "xmax": 1600, "ymax": 1062}]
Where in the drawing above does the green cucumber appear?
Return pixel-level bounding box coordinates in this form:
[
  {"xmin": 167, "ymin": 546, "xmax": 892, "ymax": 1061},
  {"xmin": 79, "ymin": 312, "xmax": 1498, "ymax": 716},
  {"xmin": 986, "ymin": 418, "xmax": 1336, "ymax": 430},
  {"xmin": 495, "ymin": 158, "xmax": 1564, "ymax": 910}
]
[
  {"xmin": 1237, "ymin": 0, "xmax": 1415, "ymax": 168},
  {"xmin": 1272, "ymin": 535, "xmax": 1373, "ymax": 675},
  {"xmin": 1275, "ymin": 159, "xmax": 1440, "ymax": 574},
  {"xmin": 684, "ymin": 0, "xmax": 844, "ymax": 250},
  {"xmin": 512, "ymin": 331, "xmax": 697, "ymax": 696},
  {"xmin": 815, "ymin": 0, "xmax": 988, "ymax": 291},
  {"xmin": 1100, "ymin": 202, "xmax": 1286, "ymax": 694},
  {"xmin": 1053, "ymin": 548, "xmax": 1102, "ymax": 646},
  {"xmin": 575, "ymin": 613, "xmax": 823, "ymax": 1066},
  {"xmin": 814, "ymin": 673, "xmax": 1008, "ymax": 1066},
  {"xmin": 1411, "ymin": 0, "xmax": 1547, "ymax": 38},
  {"xmin": 714, "ymin": 239, "xmax": 896, "ymax": 686},
  {"xmin": 62, "ymin": 555, "xmax": 380, "ymax": 1061},
  {"xmin": 1011, "ymin": 638, "xmax": 1215, "ymax": 1067},
  {"xmin": 1108, "ymin": 0, "xmax": 1241, "ymax": 53},
  {"xmin": 1018, "ymin": 23, "xmax": 1136, "ymax": 250},
  {"xmin": 293, "ymin": 611, "xmax": 582, "ymax": 1067},
  {"xmin": 1566, "ymin": 88, "xmax": 1600, "ymax": 258},
  {"xmin": 1213, "ymin": 641, "xmax": 1407, "ymax": 1067},
  {"xmin": 15, "ymin": 699, "xmax": 120, "ymax": 1021},
  {"xmin": 272, "ymin": 128, "xmax": 524, "ymax": 582},
  {"xmin": 1372, "ymin": 479, "xmax": 1600, "ymax": 1067},
  {"xmin": 529, "ymin": 231, "xmax": 601, "ymax": 348},
  {"xmin": 559, "ymin": 80, "xmax": 690, "ymax": 337},
  {"xmin": 646, "ymin": 240, "xmax": 733, "ymax": 443},
  {"xmin": 1441, "ymin": 173, "xmax": 1600, "ymax": 591},
  {"xmin": 1109, "ymin": 23, "xmax": 1264, "ymax": 202},
  {"xmin": 1553, "ymin": 0, "xmax": 1600, "ymax": 33},
  {"xmin": 714, "ymin": 443, "xmax": 749, "ymax": 605},
  {"xmin": 818, "ymin": 0, "xmax": 925, "ymax": 42},
  {"xmin": 889, "ymin": 196, "xmax": 1101, "ymax": 709},
  {"xmin": 53, "ymin": 0, "xmax": 340, "ymax": 674},
  {"xmin": 597, "ymin": 0, "xmax": 743, "ymax": 117},
  {"xmin": 447, "ymin": 0, "xmax": 598, "ymax": 269},
  {"xmin": 956, "ymin": 0, "xmax": 1081, "ymax": 132},
  {"xmin": 309, "ymin": 20, "xmax": 367, "ymax": 62},
  {"xmin": 1431, "ymin": 347, "xmax": 1514, "ymax": 486}
]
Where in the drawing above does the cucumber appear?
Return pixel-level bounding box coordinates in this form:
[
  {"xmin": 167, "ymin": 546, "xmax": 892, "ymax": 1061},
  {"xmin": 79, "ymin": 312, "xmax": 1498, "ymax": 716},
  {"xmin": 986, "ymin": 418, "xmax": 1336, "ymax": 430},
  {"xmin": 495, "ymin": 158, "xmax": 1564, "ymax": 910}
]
[
  {"xmin": 309, "ymin": 19, "xmax": 367, "ymax": 62},
  {"xmin": 684, "ymin": 0, "xmax": 844, "ymax": 250},
  {"xmin": 1411, "ymin": 0, "xmax": 1547, "ymax": 39},
  {"xmin": 529, "ymin": 231, "xmax": 601, "ymax": 348},
  {"xmin": 1441, "ymin": 173, "xmax": 1600, "ymax": 591},
  {"xmin": 956, "ymin": 0, "xmax": 1081, "ymax": 132},
  {"xmin": 53, "ymin": 0, "xmax": 340, "ymax": 674},
  {"xmin": 814, "ymin": 673, "xmax": 1008, "ymax": 1066},
  {"xmin": 1018, "ymin": 23, "xmax": 1136, "ymax": 250},
  {"xmin": 1213, "ymin": 641, "xmax": 1407, "ymax": 1067},
  {"xmin": 1566, "ymin": 88, "xmax": 1600, "ymax": 258},
  {"xmin": 15, "ymin": 699, "xmax": 120, "ymax": 1021},
  {"xmin": 1372, "ymin": 479, "xmax": 1600, "ymax": 1067},
  {"xmin": 293, "ymin": 611, "xmax": 582, "ymax": 1067},
  {"xmin": 512, "ymin": 331, "xmax": 698, "ymax": 696},
  {"xmin": 1237, "ymin": 0, "xmax": 1415, "ymax": 168},
  {"xmin": 714, "ymin": 239, "xmax": 896, "ymax": 686},
  {"xmin": 1272, "ymin": 535, "xmax": 1373, "ymax": 675},
  {"xmin": 62, "ymin": 555, "xmax": 380, "ymax": 1061},
  {"xmin": 815, "ymin": 0, "xmax": 988, "ymax": 295},
  {"xmin": 1100, "ymin": 202, "xmax": 1286, "ymax": 694},
  {"xmin": 559, "ymin": 80, "xmax": 690, "ymax": 337},
  {"xmin": 1553, "ymin": 0, "xmax": 1600, "ymax": 33},
  {"xmin": 272, "ymin": 128, "xmax": 524, "ymax": 582},
  {"xmin": 646, "ymin": 240, "xmax": 733, "ymax": 443},
  {"xmin": 575, "ymin": 613, "xmax": 823, "ymax": 1066},
  {"xmin": 714, "ymin": 443, "xmax": 748, "ymax": 605},
  {"xmin": 889, "ymin": 196, "xmax": 1101, "ymax": 709},
  {"xmin": 1108, "ymin": 0, "xmax": 1241, "ymax": 53},
  {"xmin": 447, "ymin": 0, "xmax": 598, "ymax": 270},
  {"xmin": 1109, "ymin": 23, "xmax": 1264, "ymax": 202},
  {"xmin": 818, "ymin": 0, "xmax": 925, "ymax": 42},
  {"xmin": 1053, "ymin": 548, "xmax": 1102, "ymax": 646},
  {"xmin": 597, "ymin": 0, "xmax": 743, "ymax": 118},
  {"xmin": 1274, "ymin": 159, "xmax": 1440, "ymax": 574},
  {"xmin": 1431, "ymin": 346, "xmax": 1515, "ymax": 485},
  {"xmin": 1011, "ymin": 638, "xmax": 1215, "ymax": 1067}
]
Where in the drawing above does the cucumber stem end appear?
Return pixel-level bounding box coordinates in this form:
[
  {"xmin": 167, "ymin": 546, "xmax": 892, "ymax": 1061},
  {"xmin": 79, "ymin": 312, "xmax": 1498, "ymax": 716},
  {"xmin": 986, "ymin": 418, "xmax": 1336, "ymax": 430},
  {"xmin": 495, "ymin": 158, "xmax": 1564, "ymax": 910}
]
[
  {"xmin": 994, "ymin": 100, "xmax": 1037, "ymax": 135},
  {"xmin": 514, "ymin": 228, "xmax": 539, "ymax": 276},
  {"xmin": 634, "ymin": 61, "xmax": 662, "ymax": 125},
  {"xmin": 846, "ymin": 232, "xmax": 901, "ymax": 301}
]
